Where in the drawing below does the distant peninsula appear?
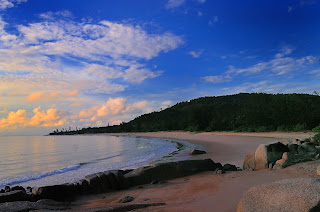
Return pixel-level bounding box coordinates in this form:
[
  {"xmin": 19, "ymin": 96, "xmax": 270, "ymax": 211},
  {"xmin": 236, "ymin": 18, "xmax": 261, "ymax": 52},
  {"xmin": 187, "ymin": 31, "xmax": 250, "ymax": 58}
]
[{"xmin": 49, "ymin": 93, "xmax": 320, "ymax": 135}]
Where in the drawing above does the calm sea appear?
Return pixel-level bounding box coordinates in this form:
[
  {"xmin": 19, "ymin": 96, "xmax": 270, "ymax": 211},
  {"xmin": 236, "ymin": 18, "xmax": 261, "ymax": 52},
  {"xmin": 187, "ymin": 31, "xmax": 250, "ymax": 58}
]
[{"xmin": 0, "ymin": 135, "xmax": 198, "ymax": 188}]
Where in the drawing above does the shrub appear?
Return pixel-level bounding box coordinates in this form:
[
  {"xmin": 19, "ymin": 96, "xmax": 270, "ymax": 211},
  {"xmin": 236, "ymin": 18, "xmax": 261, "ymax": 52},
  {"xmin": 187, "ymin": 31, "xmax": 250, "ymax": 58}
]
[
  {"xmin": 312, "ymin": 126, "xmax": 320, "ymax": 142},
  {"xmin": 293, "ymin": 123, "xmax": 307, "ymax": 132},
  {"xmin": 185, "ymin": 125, "xmax": 198, "ymax": 132}
]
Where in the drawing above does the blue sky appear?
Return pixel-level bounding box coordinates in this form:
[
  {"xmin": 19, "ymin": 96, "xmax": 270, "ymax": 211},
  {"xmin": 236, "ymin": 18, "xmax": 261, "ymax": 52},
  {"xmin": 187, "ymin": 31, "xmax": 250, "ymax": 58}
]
[{"xmin": 0, "ymin": 0, "xmax": 319, "ymax": 135}]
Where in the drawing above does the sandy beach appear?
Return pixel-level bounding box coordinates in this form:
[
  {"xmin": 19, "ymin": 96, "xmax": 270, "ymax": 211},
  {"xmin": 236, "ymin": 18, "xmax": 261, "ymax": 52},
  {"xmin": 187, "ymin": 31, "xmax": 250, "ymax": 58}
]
[{"xmin": 70, "ymin": 131, "xmax": 319, "ymax": 212}]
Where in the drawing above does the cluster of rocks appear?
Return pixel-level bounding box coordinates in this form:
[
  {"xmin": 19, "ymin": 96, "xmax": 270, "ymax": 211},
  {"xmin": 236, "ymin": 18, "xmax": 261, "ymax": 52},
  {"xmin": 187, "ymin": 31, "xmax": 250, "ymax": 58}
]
[
  {"xmin": 0, "ymin": 158, "xmax": 239, "ymax": 207},
  {"xmin": 243, "ymin": 138, "xmax": 320, "ymax": 170}
]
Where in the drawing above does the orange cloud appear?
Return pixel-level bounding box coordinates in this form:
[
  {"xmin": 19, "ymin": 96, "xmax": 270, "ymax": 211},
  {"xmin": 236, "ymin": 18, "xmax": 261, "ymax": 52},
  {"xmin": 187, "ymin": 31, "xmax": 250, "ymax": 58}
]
[
  {"xmin": 29, "ymin": 107, "xmax": 67, "ymax": 127},
  {"xmin": 67, "ymin": 90, "xmax": 79, "ymax": 97},
  {"xmin": 26, "ymin": 90, "xmax": 78, "ymax": 103},
  {"xmin": 78, "ymin": 97, "xmax": 150, "ymax": 123},
  {"xmin": 26, "ymin": 91, "xmax": 59, "ymax": 102},
  {"xmin": 0, "ymin": 109, "xmax": 27, "ymax": 128},
  {"xmin": 71, "ymin": 102, "xmax": 82, "ymax": 107}
]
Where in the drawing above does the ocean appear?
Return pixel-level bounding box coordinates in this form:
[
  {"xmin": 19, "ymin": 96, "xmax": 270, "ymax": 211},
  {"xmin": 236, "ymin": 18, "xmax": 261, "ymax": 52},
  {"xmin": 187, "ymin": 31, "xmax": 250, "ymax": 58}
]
[{"xmin": 0, "ymin": 135, "xmax": 199, "ymax": 188}]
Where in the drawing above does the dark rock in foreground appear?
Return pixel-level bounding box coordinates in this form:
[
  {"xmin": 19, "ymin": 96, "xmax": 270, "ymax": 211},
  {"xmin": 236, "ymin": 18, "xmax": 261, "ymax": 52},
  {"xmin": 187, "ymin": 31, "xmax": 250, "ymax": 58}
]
[
  {"xmin": 0, "ymin": 190, "xmax": 29, "ymax": 203},
  {"xmin": 32, "ymin": 184, "xmax": 78, "ymax": 201},
  {"xmin": 0, "ymin": 199, "xmax": 70, "ymax": 212},
  {"xmin": 125, "ymin": 159, "xmax": 219, "ymax": 186},
  {"xmin": 223, "ymin": 163, "xmax": 238, "ymax": 171},
  {"xmin": 119, "ymin": 195, "xmax": 135, "ymax": 203},
  {"xmin": 189, "ymin": 149, "xmax": 206, "ymax": 155},
  {"xmin": 237, "ymin": 178, "xmax": 320, "ymax": 212}
]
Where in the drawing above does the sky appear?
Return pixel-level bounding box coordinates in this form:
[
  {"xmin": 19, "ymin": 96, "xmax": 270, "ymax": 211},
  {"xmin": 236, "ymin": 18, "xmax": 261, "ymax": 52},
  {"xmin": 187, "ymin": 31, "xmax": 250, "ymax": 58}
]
[{"xmin": 0, "ymin": 0, "xmax": 319, "ymax": 135}]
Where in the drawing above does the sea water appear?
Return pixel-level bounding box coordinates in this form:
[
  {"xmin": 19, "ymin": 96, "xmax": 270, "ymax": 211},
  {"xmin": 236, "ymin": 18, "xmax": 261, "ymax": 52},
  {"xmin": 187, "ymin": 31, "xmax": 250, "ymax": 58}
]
[{"xmin": 0, "ymin": 135, "xmax": 199, "ymax": 188}]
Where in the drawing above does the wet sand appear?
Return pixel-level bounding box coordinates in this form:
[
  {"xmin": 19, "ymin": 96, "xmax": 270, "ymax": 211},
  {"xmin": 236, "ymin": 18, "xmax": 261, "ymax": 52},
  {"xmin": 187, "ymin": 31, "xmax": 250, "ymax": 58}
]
[{"xmin": 70, "ymin": 131, "xmax": 319, "ymax": 212}]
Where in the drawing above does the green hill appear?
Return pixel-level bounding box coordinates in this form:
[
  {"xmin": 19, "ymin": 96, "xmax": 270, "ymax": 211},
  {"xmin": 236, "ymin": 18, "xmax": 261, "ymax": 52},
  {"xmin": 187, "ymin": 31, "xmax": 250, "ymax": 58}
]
[{"xmin": 50, "ymin": 93, "xmax": 320, "ymax": 135}]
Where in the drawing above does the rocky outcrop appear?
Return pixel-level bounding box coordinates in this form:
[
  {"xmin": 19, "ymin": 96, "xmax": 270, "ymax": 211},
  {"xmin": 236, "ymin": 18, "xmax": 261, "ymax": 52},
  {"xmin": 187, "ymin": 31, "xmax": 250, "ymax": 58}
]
[
  {"xmin": 32, "ymin": 184, "xmax": 78, "ymax": 201},
  {"xmin": 124, "ymin": 159, "xmax": 220, "ymax": 186},
  {"xmin": 244, "ymin": 139, "xmax": 320, "ymax": 170},
  {"xmin": 237, "ymin": 178, "xmax": 320, "ymax": 212},
  {"xmin": 0, "ymin": 190, "xmax": 29, "ymax": 203},
  {"xmin": 254, "ymin": 142, "xmax": 289, "ymax": 170}
]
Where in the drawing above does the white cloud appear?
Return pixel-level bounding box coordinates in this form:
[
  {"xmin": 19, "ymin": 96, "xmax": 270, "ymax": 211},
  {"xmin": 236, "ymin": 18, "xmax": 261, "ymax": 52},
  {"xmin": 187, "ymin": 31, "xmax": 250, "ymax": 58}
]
[
  {"xmin": 188, "ymin": 50, "xmax": 203, "ymax": 58},
  {"xmin": 309, "ymin": 69, "xmax": 320, "ymax": 77},
  {"xmin": 275, "ymin": 46, "xmax": 295, "ymax": 58},
  {"xmin": 166, "ymin": 0, "xmax": 185, "ymax": 9},
  {"xmin": 198, "ymin": 0, "xmax": 206, "ymax": 3},
  {"xmin": 202, "ymin": 75, "xmax": 232, "ymax": 83},
  {"xmin": 197, "ymin": 11, "xmax": 203, "ymax": 16},
  {"xmin": 227, "ymin": 55, "xmax": 318, "ymax": 76},
  {"xmin": 0, "ymin": 15, "xmax": 183, "ymax": 97},
  {"xmin": 39, "ymin": 10, "xmax": 73, "ymax": 19},
  {"xmin": 0, "ymin": 0, "xmax": 26, "ymax": 10}
]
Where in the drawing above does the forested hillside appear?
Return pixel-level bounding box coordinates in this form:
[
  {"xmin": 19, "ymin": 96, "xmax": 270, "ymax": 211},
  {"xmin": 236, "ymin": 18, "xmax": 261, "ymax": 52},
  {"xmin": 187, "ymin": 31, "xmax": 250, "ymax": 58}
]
[{"xmin": 49, "ymin": 93, "xmax": 320, "ymax": 135}]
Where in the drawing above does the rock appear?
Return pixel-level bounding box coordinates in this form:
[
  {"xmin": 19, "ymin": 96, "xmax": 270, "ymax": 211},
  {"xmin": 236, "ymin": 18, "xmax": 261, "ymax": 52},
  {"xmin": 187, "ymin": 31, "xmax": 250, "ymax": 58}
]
[
  {"xmin": 4, "ymin": 186, "xmax": 10, "ymax": 192},
  {"xmin": 111, "ymin": 170, "xmax": 130, "ymax": 189},
  {"xmin": 150, "ymin": 180, "xmax": 159, "ymax": 184},
  {"xmin": 95, "ymin": 172, "xmax": 109, "ymax": 192},
  {"xmin": 297, "ymin": 145, "xmax": 307, "ymax": 155},
  {"xmin": 189, "ymin": 149, "xmax": 206, "ymax": 155},
  {"xmin": 273, "ymin": 152, "xmax": 318, "ymax": 170},
  {"xmin": 317, "ymin": 165, "xmax": 320, "ymax": 176},
  {"xmin": 288, "ymin": 143, "xmax": 299, "ymax": 154},
  {"xmin": 243, "ymin": 152, "xmax": 256, "ymax": 170},
  {"xmin": 125, "ymin": 159, "xmax": 219, "ymax": 186},
  {"xmin": 77, "ymin": 179, "xmax": 90, "ymax": 193},
  {"xmin": 315, "ymin": 146, "xmax": 320, "ymax": 154},
  {"xmin": 32, "ymin": 184, "xmax": 78, "ymax": 201},
  {"xmin": 105, "ymin": 172, "xmax": 119, "ymax": 190},
  {"xmin": 85, "ymin": 173, "xmax": 102, "ymax": 193},
  {"xmin": 11, "ymin": 186, "xmax": 26, "ymax": 193},
  {"xmin": 237, "ymin": 178, "xmax": 320, "ymax": 212},
  {"xmin": 119, "ymin": 195, "xmax": 135, "ymax": 203},
  {"xmin": 223, "ymin": 163, "xmax": 237, "ymax": 171},
  {"xmin": 292, "ymin": 139, "xmax": 302, "ymax": 145},
  {"xmin": 0, "ymin": 190, "xmax": 29, "ymax": 203},
  {"xmin": 0, "ymin": 199, "xmax": 70, "ymax": 212},
  {"xmin": 215, "ymin": 169, "xmax": 226, "ymax": 174},
  {"xmin": 301, "ymin": 142, "xmax": 317, "ymax": 153},
  {"xmin": 255, "ymin": 142, "xmax": 289, "ymax": 170}
]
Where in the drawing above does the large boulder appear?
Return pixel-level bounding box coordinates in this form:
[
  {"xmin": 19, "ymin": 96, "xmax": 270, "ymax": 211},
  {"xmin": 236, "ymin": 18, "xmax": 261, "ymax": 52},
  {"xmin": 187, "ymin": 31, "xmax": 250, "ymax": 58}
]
[
  {"xmin": 237, "ymin": 178, "xmax": 320, "ymax": 212},
  {"xmin": 124, "ymin": 159, "xmax": 219, "ymax": 186},
  {"xmin": 243, "ymin": 152, "xmax": 256, "ymax": 170},
  {"xmin": 32, "ymin": 184, "xmax": 78, "ymax": 201},
  {"xmin": 0, "ymin": 190, "xmax": 29, "ymax": 203},
  {"xmin": 255, "ymin": 142, "xmax": 289, "ymax": 169}
]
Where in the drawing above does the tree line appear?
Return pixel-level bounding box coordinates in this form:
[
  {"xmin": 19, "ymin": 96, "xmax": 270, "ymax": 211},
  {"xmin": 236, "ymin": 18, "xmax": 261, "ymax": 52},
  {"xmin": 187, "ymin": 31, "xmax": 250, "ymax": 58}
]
[{"xmin": 49, "ymin": 93, "xmax": 320, "ymax": 135}]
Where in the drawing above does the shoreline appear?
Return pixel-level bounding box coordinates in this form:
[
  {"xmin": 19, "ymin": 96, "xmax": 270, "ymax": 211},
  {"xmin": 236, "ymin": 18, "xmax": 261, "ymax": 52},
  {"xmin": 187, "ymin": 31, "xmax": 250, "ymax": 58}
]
[
  {"xmin": 107, "ymin": 131, "xmax": 312, "ymax": 167},
  {"xmin": 68, "ymin": 131, "xmax": 319, "ymax": 212}
]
